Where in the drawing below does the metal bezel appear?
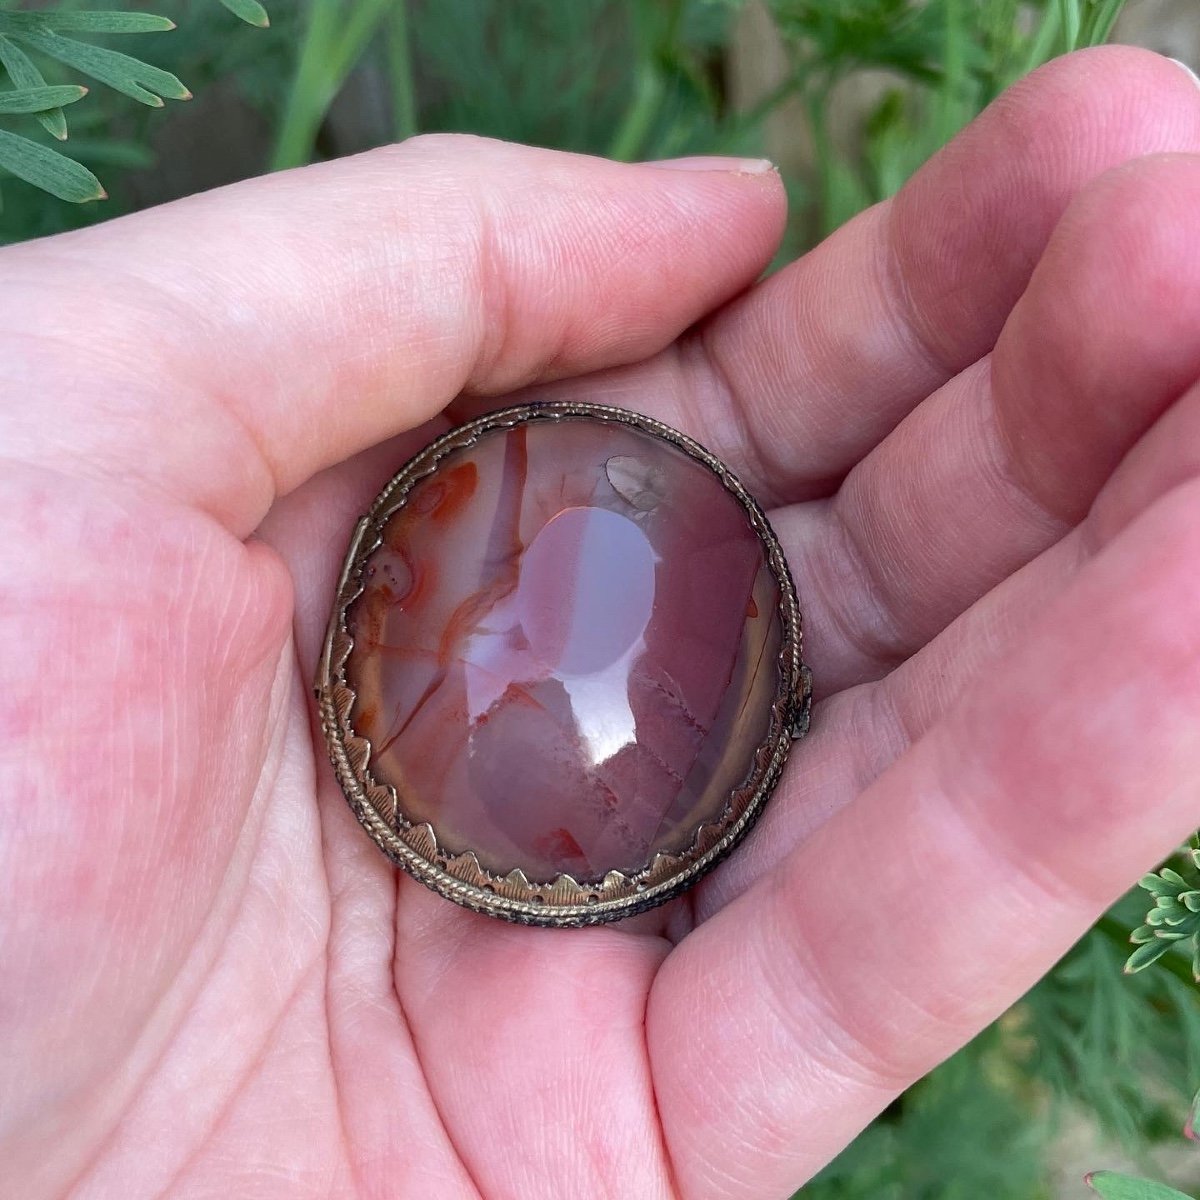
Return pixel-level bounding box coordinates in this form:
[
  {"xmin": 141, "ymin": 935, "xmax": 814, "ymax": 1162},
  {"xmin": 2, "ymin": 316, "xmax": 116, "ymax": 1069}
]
[{"xmin": 316, "ymin": 402, "xmax": 809, "ymax": 926}]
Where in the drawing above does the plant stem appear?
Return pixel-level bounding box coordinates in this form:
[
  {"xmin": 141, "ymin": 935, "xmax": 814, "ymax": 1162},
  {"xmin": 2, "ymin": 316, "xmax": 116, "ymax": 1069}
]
[
  {"xmin": 1058, "ymin": 0, "xmax": 1082, "ymax": 52},
  {"xmin": 271, "ymin": 0, "xmax": 395, "ymax": 172},
  {"xmin": 607, "ymin": 59, "xmax": 663, "ymax": 161},
  {"xmin": 386, "ymin": 0, "xmax": 417, "ymax": 142},
  {"xmin": 607, "ymin": 0, "xmax": 679, "ymax": 162},
  {"xmin": 271, "ymin": 0, "xmax": 338, "ymax": 171},
  {"xmin": 933, "ymin": 0, "xmax": 966, "ymax": 148}
]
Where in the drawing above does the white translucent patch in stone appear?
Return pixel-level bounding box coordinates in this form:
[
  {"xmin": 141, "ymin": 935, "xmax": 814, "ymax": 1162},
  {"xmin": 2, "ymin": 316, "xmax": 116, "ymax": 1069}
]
[{"xmin": 517, "ymin": 506, "xmax": 657, "ymax": 677}]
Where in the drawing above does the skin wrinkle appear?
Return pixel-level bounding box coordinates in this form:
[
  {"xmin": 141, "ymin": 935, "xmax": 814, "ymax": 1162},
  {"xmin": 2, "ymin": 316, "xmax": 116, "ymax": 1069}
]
[
  {"xmin": 991, "ymin": 160, "xmax": 1200, "ymax": 529},
  {"xmin": 391, "ymin": 879, "xmax": 487, "ymax": 1200},
  {"xmin": 310, "ymin": 650, "xmax": 363, "ymax": 1200},
  {"xmin": 0, "ymin": 256, "xmax": 278, "ymax": 533},
  {"xmin": 61, "ymin": 638, "xmax": 296, "ymax": 1199},
  {"xmin": 877, "ymin": 195, "xmax": 957, "ymax": 384},
  {"xmin": 822, "ymin": 357, "xmax": 1068, "ymax": 674},
  {"xmin": 924, "ymin": 725, "xmax": 1096, "ymax": 926},
  {"xmin": 958, "ymin": 358, "xmax": 1072, "ymax": 548},
  {"xmin": 755, "ymin": 889, "xmax": 916, "ymax": 1099},
  {"xmin": 818, "ymin": 499, "xmax": 911, "ymax": 677},
  {"xmin": 687, "ymin": 321, "xmax": 782, "ymax": 510},
  {"xmin": 152, "ymin": 953, "xmax": 332, "ymax": 1200},
  {"xmin": 0, "ymin": 353, "xmax": 273, "ymax": 539},
  {"xmin": 658, "ymin": 914, "xmax": 897, "ymax": 1200},
  {"xmin": 642, "ymin": 968, "xmax": 683, "ymax": 1200}
]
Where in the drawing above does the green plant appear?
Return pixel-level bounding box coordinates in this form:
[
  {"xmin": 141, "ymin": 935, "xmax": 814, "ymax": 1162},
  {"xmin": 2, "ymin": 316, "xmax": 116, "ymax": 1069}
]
[
  {"xmin": 0, "ymin": 0, "xmax": 267, "ymax": 208},
  {"xmin": 1083, "ymin": 1087, "xmax": 1200, "ymax": 1198},
  {"xmin": 1126, "ymin": 842, "xmax": 1200, "ymax": 982},
  {"xmin": 758, "ymin": 0, "xmax": 1135, "ymax": 238},
  {"xmin": 1087, "ymin": 1174, "xmax": 1196, "ymax": 1200}
]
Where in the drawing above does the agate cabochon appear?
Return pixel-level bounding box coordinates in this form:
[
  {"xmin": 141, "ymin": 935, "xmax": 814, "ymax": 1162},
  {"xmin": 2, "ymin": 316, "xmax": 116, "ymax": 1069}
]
[{"xmin": 318, "ymin": 404, "xmax": 805, "ymax": 925}]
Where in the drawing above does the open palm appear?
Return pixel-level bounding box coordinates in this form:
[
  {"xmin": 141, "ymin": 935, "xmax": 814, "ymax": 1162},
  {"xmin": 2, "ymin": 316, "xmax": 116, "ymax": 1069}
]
[{"xmin": 6, "ymin": 47, "xmax": 1200, "ymax": 1200}]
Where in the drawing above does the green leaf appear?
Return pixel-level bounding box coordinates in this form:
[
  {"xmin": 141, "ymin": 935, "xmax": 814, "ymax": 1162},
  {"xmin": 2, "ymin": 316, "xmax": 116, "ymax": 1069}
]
[
  {"xmin": 0, "ymin": 34, "xmax": 66, "ymax": 140},
  {"xmin": 218, "ymin": 0, "xmax": 270, "ymax": 29},
  {"xmin": 0, "ymin": 126, "xmax": 103, "ymax": 201},
  {"xmin": 1124, "ymin": 938, "xmax": 1175, "ymax": 973},
  {"xmin": 13, "ymin": 27, "xmax": 190, "ymax": 108},
  {"xmin": 1182, "ymin": 891, "xmax": 1200, "ymax": 912},
  {"xmin": 1086, "ymin": 1171, "xmax": 1196, "ymax": 1199},
  {"xmin": 1130, "ymin": 924, "xmax": 1157, "ymax": 944},
  {"xmin": 0, "ymin": 84, "xmax": 86, "ymax": 114},
  {"xmin": 1139, "ymin": 873, "xmax": 1177, "ymax": 896},
  {"xmin": 1079, "ymin": 0, "xmax": 1128, "ymax": 47},
  {"xmin": 0, "ymin": 12, "xmax": 175, "ymax": 35},
  {"xmin": 1162, "ymin": 868, "xmax": 1189, "ymax": 888}
]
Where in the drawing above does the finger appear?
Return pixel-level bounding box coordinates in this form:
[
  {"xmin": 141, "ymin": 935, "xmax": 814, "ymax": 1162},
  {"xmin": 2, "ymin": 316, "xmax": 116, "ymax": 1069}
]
[
  {"xmin": 255, "ymin": 422, "xmax": 452, "ymax": 665},
  {"xmin": 883, "ymin": 366, "xmax": 1200, "ymax": 745},
  {"xmin": 697, "ymin": 371, "xmax": 1200, "ymax": 920},
  {"xmin": 668, "ymin": 46, "xmax": 1200, "ymax": 506},
  {"xmin": 785, "ymin": 151, "xmax": 1200, "ymax": 695},
  {"xmin": 0, "ymin": 138, "xmax": 784, "ymax": 537},
  {"xmin": 650, "ymin": 477, "xmax": 1200, "ymax": 1200},
  {"xmin": 392, "ymin": 888, "xmax": 677, "ymax": 1198}
]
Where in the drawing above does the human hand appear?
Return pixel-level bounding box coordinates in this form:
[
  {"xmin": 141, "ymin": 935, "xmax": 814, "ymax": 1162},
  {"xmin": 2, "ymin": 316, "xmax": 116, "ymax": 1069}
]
[{"xmin": 4, "ymin": 46, "xmax": 1200, "ymax": 1200}]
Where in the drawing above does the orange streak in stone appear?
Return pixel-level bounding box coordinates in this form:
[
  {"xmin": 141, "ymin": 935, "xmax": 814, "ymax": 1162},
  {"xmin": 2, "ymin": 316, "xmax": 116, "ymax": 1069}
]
[
  {"xmin": 430, "ymin": 462, "xmax": 478, "ymax": 524},
  {"xmin": 531, "ymin": 827, "xmax": 587, "ymax": 868},
  {"xmin": 400, "ymin": 557, "xmax": 435, "ymax": 612},
  {"xmin": 360, "ymin": 583, "xmax": 394, "ymax": 644}
]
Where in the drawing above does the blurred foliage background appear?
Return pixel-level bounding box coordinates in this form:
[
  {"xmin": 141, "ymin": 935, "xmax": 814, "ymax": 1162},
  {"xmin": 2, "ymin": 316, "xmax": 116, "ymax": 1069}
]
[{"xmin": 5, "ymin": 1, "xmax": 1200, "ymax": 1196}]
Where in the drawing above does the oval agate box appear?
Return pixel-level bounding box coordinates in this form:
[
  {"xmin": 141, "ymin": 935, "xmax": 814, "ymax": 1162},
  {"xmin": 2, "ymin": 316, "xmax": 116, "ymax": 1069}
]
[{"xmin": 316, "ymin": 403, "xmax": 810, "ymax": 925}]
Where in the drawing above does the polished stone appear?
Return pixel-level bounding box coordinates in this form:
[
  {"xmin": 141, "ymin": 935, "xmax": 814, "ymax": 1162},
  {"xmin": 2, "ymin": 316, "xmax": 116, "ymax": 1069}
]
[{"xmin": 345, "ymin": 417, "xmax": 782, "ymax": 883}]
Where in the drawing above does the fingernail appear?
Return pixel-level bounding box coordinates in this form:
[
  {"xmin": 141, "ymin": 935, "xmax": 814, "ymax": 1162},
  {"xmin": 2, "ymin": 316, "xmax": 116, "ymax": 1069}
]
[
  {"xmin": 1166, "ymin": 56, "xmax": 1200, "ymax": 91},
  {"xmin": 644, "ymin": 155, "xmax": 776, "ymax": 175}
]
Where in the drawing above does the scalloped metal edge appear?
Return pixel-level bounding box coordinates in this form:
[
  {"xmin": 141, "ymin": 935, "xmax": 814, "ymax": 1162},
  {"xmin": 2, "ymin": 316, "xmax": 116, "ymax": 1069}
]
[{"xmin": 315, "ymin": 401, "xmax": 809, "ymax": 927}]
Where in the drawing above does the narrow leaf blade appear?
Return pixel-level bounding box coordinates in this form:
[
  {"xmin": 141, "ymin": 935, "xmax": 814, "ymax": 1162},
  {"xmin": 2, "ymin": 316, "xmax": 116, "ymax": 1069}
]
[
  {"xmin": 219, "ymin": 0, "xmax": 270, "ymax": 29},
  {"xmin": 14, "ymin": 27, "xmax": 190, "ymax": 106},
  {"xmin": 1124, "ymin": 938, "xmax": 1174, "ymax": 973},
  {"xmin": 0, "ymin": 84, "xmax": 86, "ymax": 114},
  {"xmin": 0, "ymin": 126, "xmax": 104, "ymax": 202},
  {"xmin": 0, "ymin": 11, "xmax": 173, "ymax": 34},
  {"xmin": 1139, "ymin": 873, "xmax": 1176, "ymax": 896},
  {"xmin": 1086, "ymin": 1172, "xmax": 1196, "ymax": 1200},
  {"xmin": 39, "ymin": 13, "xmax": 176, "ymax": 34},
  {"xmin": 0, "ymin": 33, "xmax": 66, "ymax": 139}
]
